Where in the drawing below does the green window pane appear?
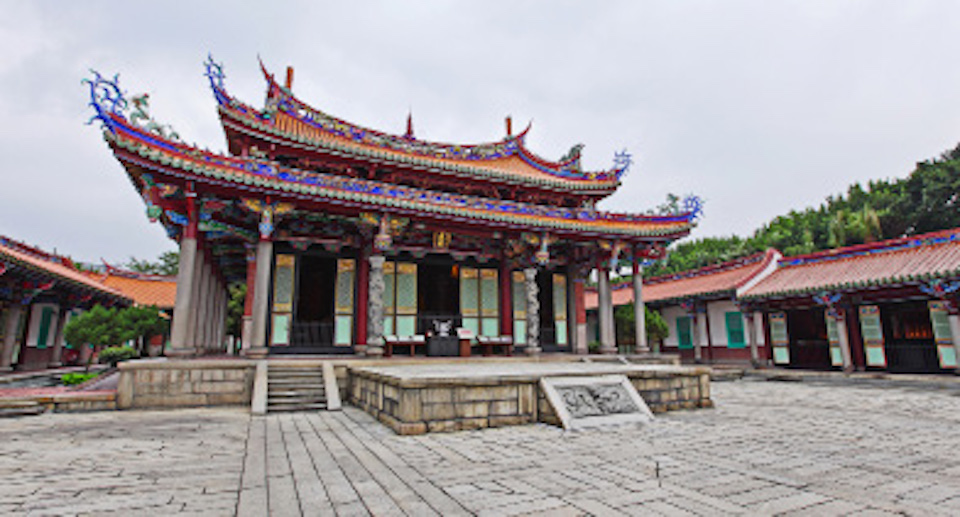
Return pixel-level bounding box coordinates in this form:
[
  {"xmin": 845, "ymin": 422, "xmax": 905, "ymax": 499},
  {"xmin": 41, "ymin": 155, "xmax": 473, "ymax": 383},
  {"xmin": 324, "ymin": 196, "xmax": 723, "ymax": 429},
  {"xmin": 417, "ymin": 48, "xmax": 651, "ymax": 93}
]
[
  {"xmin": 676, "ymin": 316, "xmax": 693, "ymax": 349},
  {"xmin": 36, "ymin": 306, "xmax": 55, "ymax": 349},
  {"xmin": 725, "ymin": 312, "xmax": 745, "ymax": 349},
  {"xmin": 773, "ymin": 347, "xmax": 790, "ymax": 364},
  {"xmin": 334, "ymin": 315, "xmax": 353, "ymax": 346},
  {"xmin": 829, "ymin": 346, "xmax": 843, "ymax": 366},
  {"xmin": 938, "ymin": 345, "xmax": 958, "ymax": 368},
  {"xmin": 481, "ymin": 269, "xmax": 499, "ymax": 317},
  {"xmin": 335, "ymin": 260, "xmax": 355, "ymax": 315},
  {"xmin": 462, "ymin": 317, "xmax": 480, "ymax": 340},
  {"xmin": 460, "ymin": 268, "xmax": 479, "ymax": 317},
  {"xmin": 555, "ymin": 320, "xmax": 568, "ymax": 345},
  {"xmin": 396, "ymin": 263, "xmax": 418, "ymax": 315},
  {"xmin": 514, "ymin": 320, "xmax": 526, "ymax": 345},
  {"xmin": 553, "ymin": 274, "xmax": 567, "ymax": 321},
  {"xmin": 271, "ymin": 314, "xmax": 290, "ymax": 345},
  {"xmin": 396, "ymin": 316, "xmax": 416, "ymax": 337},
  {"xmin": 481, "ymin": 317, "xmax": 499, "ymax": 337},
  {"xmin": 865, "ymin": 346, "xmax": 886, "ymax": 367}
]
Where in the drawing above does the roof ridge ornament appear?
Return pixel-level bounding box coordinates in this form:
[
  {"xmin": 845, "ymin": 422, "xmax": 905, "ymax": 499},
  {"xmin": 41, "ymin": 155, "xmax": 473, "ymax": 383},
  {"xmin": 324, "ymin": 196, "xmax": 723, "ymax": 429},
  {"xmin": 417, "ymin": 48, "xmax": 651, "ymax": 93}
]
[
  {"xmin": 613, "ymin": 149, "xmax": 632, "ymax": 179},
  {"xmin": 83, "ymin": 70, "xmax": 128, "ymax": 133}
]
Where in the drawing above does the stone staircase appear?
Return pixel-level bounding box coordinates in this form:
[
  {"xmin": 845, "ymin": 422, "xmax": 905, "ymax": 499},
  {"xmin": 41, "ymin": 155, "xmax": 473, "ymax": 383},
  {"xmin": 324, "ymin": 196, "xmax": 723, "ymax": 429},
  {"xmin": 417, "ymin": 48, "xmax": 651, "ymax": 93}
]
[
  {"xmin": 0, "ymin": 400, "xmax": 45, "ymax": 418},
  {"xmin": 252, "ymin": 362, "xmax": 341, "ymax": 414},
  {"xmin": 267, "ymin": 365, "xmax": 328, "ymax": 412}
]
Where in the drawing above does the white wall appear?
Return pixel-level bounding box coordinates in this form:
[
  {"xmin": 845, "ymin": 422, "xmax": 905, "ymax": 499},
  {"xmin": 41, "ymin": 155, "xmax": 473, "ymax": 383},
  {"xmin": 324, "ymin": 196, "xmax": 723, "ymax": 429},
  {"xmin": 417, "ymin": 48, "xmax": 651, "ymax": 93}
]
[
  {"xmin": 707, "ymin": 300, "xmax": 737, "ymax": 347},
  {"xmin": 660, "ymin": 306, "xmax": 687, "ymax": 348},
  {"xmin": 25, "ymin": 303, "xmax": 59, "ymax": 348}
]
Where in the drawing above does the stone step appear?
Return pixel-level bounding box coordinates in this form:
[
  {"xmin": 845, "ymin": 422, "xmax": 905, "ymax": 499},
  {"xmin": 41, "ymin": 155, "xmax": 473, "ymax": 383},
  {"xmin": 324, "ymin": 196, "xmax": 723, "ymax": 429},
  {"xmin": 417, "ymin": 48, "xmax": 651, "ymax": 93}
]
[
  {"xmin": 268, "ymin": 390, "xmax": 325, "ymax": 398},
  {"xmin": 268, "ymin": 377, "xmax": 323, "ymax": 384},
  {"xmin": 266, "ymin": 403, "xmax": 328, "ymax": 412},
  {"xmin": 0, "ymin": 400, "xmax": 45, "ymax": 417}
]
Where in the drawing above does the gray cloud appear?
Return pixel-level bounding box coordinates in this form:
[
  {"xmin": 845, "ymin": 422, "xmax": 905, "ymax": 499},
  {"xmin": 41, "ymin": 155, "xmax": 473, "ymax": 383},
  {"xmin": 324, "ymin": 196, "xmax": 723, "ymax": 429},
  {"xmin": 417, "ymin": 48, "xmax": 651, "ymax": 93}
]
[{"xmin": 2, "ymin": 1, "xmax": 959, "ymax": 264}]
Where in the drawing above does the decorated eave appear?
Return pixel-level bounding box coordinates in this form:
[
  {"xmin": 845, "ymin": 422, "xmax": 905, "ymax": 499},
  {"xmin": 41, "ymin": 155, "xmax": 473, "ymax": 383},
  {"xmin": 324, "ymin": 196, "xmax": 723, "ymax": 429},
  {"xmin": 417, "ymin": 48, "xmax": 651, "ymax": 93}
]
[
  {"xmin": 84, "ymin": 70, "xmax": 699, "ymax": 252},
  {"xmin": 0, "ymin": 236, "xmax": 132, "ymax": 306},
  {"xmin": 641, "ymin": 248, "xmax": 780, "ymax": 305},
  {"xmin": 206, "ymin": 56, "xmax": 629, "ymax": 198},
  {"xmin": 583, "ymin": 249, "xmax": 778, "ymax": 310},
  {"xmin": 741, "ymin": 229, "xmax": 960, "ymax": 301}
]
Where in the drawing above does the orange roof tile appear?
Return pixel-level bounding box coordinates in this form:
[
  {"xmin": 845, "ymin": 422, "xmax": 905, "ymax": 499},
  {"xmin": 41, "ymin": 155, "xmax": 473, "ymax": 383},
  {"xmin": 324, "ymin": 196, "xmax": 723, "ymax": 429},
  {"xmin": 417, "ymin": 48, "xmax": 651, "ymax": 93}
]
[
  {"xmin": 100, "ymin": 274, "xmax": 177, "ymax": 308},
  {"xmin": 585, "ymin": 250, "xmax": 778, "ymax": 310},
  {"xmin": 744, "ymin": 230, "xmax": 960, "ymax": 299},
  {"xmin": 0, "ymin": 238, "xmax": 129, "ymax": 301}
]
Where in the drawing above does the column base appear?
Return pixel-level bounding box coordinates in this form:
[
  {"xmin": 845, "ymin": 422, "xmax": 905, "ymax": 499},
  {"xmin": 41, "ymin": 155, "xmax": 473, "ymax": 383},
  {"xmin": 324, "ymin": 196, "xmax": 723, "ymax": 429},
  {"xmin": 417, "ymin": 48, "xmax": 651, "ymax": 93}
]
[
  {"xmin": 365, "ymin": 338, "xmax": 384, "ymax": 358},
  {"xmin": 599, "ymin": 345, "xmax": 618, "ymax": 355},
  {"xmin": 524, "ymin": 346, "xmax": 542, "ymax": 357},
  {"xmin": 47, "ymin": 362, "xmax": 63, "ymax": 368},
  {"xmin": 167, "ymin": 347, "xmax": 200, "ymax": 358},
  {"xmin": 0, "ymin": 366, "xmax": 12, "ymax": 372},
  {"xmin": 242, "ymin": 347, "xmax": 269, "ymax": 359}
]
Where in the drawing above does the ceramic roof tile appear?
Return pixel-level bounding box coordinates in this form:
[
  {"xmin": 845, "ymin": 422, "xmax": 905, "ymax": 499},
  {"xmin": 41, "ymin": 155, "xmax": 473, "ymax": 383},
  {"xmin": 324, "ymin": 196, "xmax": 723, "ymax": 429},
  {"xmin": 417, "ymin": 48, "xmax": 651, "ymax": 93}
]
[
  {"xmin": 584, "ymin": 250, "xmax": 777, "ymax": 310},
  {"xmin": 744, "ymin": 229, "xmax": 960, "ymax": 299},
  {"xmin": 100, "ymin": 274, "xmax": 177, "ymax": 308},
  {"xmin": 0, "ymin": 239, "xmax": 129, "ymax": 300}
]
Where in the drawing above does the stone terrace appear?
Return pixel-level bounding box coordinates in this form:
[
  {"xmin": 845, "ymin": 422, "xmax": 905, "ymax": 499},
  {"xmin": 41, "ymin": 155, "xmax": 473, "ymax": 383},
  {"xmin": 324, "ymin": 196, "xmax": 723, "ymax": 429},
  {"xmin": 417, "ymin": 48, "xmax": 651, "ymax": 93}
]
[{"xmin": 2, "ymin": 380, "xmax": 960, "ymax": 515}]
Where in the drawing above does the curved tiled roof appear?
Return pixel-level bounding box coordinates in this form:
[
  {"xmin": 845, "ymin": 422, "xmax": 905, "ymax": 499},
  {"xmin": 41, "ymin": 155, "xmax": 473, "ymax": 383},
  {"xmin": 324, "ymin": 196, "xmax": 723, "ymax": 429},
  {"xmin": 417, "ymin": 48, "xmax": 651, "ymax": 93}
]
[
  {"xmin": 743, "ymin": 230, "xmax": 960, "ymax": 299},
  {"xmin": 0, "ymin": 237, "xmax": 130, "ymax": 302},
  {"xmin": 98, "ymin": 269, "xmax": 177, "ymax": 309},
  {"xmin": 584, "ymin": 250, "xmax": 778, "ymax": 310},
  {"xmin": 208, "ymin": 59, "xmax": 625, "ymax": 195},
  {"xmin": 104, "ymin": 112, "xmax": 695, "ymax": 241}
]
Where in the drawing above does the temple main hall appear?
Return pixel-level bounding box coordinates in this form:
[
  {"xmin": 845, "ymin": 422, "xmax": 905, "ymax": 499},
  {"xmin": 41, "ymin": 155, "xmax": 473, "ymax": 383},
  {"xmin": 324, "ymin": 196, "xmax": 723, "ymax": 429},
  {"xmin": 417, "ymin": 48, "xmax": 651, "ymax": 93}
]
[{"xmin": 88, "ymin": 57, "xmax": 699, "ymax": 358}]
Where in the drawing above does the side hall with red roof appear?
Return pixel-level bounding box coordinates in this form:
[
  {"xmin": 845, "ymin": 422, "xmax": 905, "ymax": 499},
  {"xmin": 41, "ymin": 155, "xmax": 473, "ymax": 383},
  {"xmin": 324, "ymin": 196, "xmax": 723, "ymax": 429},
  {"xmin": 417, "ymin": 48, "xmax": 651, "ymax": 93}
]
[
  {"xmin": 586, "ymin": 249, "xmax": 780, "ymax": 365},
  {"xmin": 742, "ymin": 229, "xmax": 960, "ymax": 374},
  {"xmin": 0, "ymin": 236, "xmax": 132, "ymax": 371}
]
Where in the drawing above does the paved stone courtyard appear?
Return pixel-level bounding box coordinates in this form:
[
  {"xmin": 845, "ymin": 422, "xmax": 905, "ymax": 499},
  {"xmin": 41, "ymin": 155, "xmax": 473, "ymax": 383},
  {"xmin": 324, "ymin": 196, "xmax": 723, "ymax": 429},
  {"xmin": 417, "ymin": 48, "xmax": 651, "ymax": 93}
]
[{"xmin": 3, "ymin": 379, "xmax": 960, "ymax": 516}]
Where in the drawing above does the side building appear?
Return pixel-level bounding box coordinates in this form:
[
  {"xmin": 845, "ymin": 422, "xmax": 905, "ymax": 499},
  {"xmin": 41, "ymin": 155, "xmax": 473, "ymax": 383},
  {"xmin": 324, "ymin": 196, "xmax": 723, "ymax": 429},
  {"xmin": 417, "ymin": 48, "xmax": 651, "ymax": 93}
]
[
  {"xmin": 97, "ymin": 265, "xmax": 178, "ymax": 356},
  {"xmin": 0, "ymin": 236, "xmax": 132, "ymax": 370},
  {"xmin": 585, "ymin": 249, "xmax": 779, "ymax": 365},
  {"xmin": 742, "ymin": 229, "xmax": 960, "ymax": 374}
]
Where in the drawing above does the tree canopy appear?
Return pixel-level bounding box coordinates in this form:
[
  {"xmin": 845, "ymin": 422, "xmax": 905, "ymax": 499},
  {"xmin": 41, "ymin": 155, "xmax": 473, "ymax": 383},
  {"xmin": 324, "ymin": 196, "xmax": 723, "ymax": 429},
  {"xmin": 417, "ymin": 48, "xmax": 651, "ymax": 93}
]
[
  {"xmin": 643, "ymin": 142, "xmax": 960, "ymax": 277},
  {"xmin": 125, "ymin": 251, "xmax": 179, "ymax": 276}
]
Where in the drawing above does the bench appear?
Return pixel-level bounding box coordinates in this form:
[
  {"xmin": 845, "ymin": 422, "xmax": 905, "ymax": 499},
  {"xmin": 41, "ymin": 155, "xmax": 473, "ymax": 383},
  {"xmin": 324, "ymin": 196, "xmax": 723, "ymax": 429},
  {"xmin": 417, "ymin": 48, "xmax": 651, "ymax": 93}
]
[
  {"xmin": 476, "ymin": 336, "xmax": 514, "ymax": 357},
  {"xmin": 384, "ymin": 335, "xmax": 426, "ymax": 357}
]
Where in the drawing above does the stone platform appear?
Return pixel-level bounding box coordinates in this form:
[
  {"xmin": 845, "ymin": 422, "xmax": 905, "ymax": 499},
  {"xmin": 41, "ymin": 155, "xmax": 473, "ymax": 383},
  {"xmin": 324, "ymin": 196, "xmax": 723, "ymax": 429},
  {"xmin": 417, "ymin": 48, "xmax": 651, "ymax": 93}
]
[{"xmin": 349, "ymin": 362, "xmax": 712, "ymax": 435}]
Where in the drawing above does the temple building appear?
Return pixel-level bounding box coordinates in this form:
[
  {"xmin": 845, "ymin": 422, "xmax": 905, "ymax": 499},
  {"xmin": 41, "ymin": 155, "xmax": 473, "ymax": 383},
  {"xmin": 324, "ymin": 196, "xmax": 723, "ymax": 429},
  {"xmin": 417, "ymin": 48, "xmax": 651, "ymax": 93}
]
[
  {"xmin": 741, "ymin": 229, "xmax": 960, "ymax": 374},
  {"xmin": 586, "ymin": 249, "xmax": 779, "ymax": 364},
  {"xmin": 0, "ymin": 236, "xmax": 131, "ymax": 370},
  {"xmin": 86, "ymin": 57, "xmax": 699, "ymax": 358}
]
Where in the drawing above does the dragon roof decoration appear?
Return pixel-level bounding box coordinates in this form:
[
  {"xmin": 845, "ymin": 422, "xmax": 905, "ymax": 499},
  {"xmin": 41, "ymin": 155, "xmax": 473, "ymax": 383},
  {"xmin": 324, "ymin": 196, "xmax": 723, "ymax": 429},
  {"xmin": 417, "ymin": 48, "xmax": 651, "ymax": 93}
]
[{"xmin": 203, "ymin": 56, "xmax": 630, "ymax": 192}]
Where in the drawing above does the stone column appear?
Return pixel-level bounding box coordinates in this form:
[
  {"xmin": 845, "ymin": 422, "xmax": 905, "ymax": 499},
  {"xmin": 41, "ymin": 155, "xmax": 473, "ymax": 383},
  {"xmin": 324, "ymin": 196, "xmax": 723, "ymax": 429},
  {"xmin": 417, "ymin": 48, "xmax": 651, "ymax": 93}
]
[
  {"xmin": 1, "ymin": 304, "xmax": 23, "ymax": 370},
  {"xmin": 633, "ymin": 259, "xmax": 648, "ymax": 353},
  {"xmin": 524, "ymin": 268, "xmax": 541, "ymax": 355},
  {"xmin": 49, "ymin": 307, "xmax": 69, "ymax": 367},
  {"xmin": 836, "ymin": 310, "xmax": 854, "ymax": 372},
  {"xmin": 692, "ymin": 309, "xmax": 703, "ymax": 363},
  {"xmin": 241, "ymin": 246, "xmax": 256, "ymax": 353},
  {"xmin": 365, "ymin": 255, "xmax": 386, "ymax": 357},
  {"xmin": 597, "ymin": 265, "xmax": 616, "ymax": 354},
  {"xmin": 195, "ymin": 259, "xmax": 212, "ymax": 353},
  {"xmin": 248, "ymin": 238, "xmax": 274, "ymax": 357},
  {"xmin": 745, "ymin": 311, "xmax": 760, "ymax": 367},
  {"xmin": 169, "ymin": 225, "xmax": 199, "ymax": 356},
  {"xmin": 187, "ymin": 243, "xmax": 206, "ymax": 352}
]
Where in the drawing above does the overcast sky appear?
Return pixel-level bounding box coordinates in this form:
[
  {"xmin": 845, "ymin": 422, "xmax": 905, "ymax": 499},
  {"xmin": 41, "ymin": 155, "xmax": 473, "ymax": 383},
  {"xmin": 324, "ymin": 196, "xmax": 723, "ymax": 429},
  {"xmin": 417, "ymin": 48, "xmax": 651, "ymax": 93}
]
[{"xmin": 2, "ymin": 1, "xmax": 960, "ymax": 265}]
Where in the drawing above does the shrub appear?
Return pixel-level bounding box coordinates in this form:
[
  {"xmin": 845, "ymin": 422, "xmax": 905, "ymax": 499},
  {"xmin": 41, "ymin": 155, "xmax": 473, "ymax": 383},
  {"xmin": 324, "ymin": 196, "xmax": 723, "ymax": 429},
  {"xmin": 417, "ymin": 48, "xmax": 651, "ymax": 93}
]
[
  {"xmin": 61, "ymin": 372, "xmax": 99, "ymax": 386},
  {"xmin": 98, "ymin": 346, "xmax": 140, "ymax": 367},
  {"xmin": 588, "ymin": 341, "xmax": 601, "ymax": 354}
]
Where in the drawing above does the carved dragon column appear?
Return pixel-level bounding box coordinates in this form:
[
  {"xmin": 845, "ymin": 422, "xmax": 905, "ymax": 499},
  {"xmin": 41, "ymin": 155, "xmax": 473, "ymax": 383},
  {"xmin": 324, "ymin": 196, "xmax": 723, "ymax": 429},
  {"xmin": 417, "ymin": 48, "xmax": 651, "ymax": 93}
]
[
  {"xmin": 524, "ymin": 267, "xmax": 541, "ymax": 356},
  {"xmin": 366, "ymin": 255, "xmax": 386, "ymax": 357}
]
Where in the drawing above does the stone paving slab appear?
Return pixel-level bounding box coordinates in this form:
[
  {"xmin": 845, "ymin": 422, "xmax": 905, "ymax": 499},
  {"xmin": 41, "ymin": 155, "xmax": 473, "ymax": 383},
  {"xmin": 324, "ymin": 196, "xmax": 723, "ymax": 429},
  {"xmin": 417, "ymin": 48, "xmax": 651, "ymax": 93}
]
[{"xmin": 1, "ymin": 381, "xmax": 960, "ymax": 515}]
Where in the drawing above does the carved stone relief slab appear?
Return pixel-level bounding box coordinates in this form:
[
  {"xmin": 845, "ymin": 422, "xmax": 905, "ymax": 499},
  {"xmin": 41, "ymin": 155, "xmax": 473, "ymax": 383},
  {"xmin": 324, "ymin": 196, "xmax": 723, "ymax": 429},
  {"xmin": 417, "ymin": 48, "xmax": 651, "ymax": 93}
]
[{"xmin": 541, "ymin": 375, "xmax": 653, "ymax": 431}]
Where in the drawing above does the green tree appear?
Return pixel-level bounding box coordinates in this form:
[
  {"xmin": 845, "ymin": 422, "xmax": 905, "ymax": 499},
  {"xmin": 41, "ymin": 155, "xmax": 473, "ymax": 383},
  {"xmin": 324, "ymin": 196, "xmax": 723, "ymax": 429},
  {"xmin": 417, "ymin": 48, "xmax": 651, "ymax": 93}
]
[
  {"xmin": 126, "ymin": 250, "xmax": 180, "ymax": 276},
  {"xmin": 117, "ymin": 305, "xmax": 168, "ymax": 354},
  {"xmin": 63, "ymin": 305, "xmax": 133, "ymax": 369},
  {"xmin": 613, "ymin": 303, "xmax": 669, "ymax": 352},
  {"xmin": 226, "ymin": 283, "xmax": 247, "ymax": 344}
]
